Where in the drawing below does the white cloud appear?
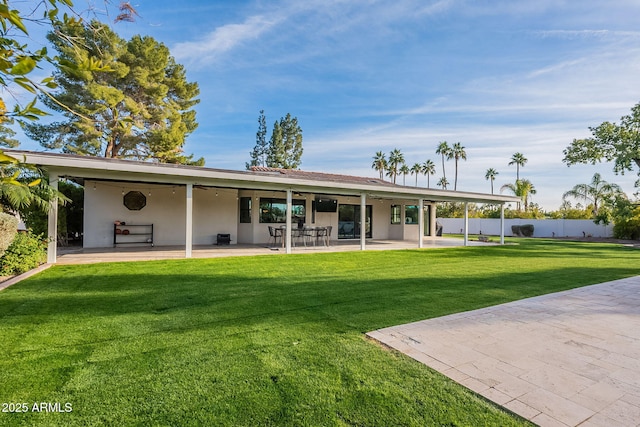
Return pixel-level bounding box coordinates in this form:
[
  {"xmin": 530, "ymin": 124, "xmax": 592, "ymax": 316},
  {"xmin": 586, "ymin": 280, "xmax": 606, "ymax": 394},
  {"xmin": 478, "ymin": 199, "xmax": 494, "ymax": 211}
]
[
  {"xmin": 533, "ymin": 30, "xmax": 640, "ymax": 40},
  {"xmin": 172, "ymin": 0, "xmax": 458, "ymax": 69},
  {"xmin": 168, "ymin": 0, "xmax": 640, "ymax": 210},
  {"xmin": 301, "ymin": 117, "xmax": 639, "ymax": 210},
  {"xmin": 173, "ymin": 15, "xmax": 278, "ymax": 67}
]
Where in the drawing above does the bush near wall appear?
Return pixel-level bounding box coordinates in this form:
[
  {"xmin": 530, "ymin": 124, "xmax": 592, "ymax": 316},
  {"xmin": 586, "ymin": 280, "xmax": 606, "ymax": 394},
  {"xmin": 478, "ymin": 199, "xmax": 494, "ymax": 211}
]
[
  {"xmin": 511, "ymin": 224, "xmax": 534, "ymax": 237},
  {"xmin": 0, "ymin": 213, "xmax": 18, "ymax": 256},
  {"xmin": 0, "ymin": 231, "xmax": 46, "ymax": 275},
  {"xmin": 613, "ymin": 218, "xmax": 640, "ymax": 240}
]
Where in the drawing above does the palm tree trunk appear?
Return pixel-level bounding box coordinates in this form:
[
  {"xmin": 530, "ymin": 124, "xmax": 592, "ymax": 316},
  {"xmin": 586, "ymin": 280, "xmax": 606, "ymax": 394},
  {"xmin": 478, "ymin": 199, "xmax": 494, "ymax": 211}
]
[{"xmin": 454, "ymin": 159, "xmax": 458, "ymax": 191}]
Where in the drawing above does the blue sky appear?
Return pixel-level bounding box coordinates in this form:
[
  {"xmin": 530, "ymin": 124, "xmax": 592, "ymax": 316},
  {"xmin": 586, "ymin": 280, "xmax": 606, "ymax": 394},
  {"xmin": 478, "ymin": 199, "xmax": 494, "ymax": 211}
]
[{"xmin": 17, "ymin": 0, "xmax": 640, "ymax": 209}]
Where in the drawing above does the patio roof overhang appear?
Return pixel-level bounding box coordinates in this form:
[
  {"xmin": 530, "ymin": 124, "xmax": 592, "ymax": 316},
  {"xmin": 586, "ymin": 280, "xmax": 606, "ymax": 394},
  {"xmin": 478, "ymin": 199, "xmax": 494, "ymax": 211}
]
[
  {"xmin": 8, "ymin": 150, "xmax": 519, "ymax": 261},
  {"xmin": 8, "ymin": 150, "xmax": 520, "ymax": 205}
]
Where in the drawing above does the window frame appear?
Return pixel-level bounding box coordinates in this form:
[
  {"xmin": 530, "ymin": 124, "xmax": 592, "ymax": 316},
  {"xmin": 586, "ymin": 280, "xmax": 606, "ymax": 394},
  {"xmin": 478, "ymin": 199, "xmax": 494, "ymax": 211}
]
[
  {"xmin": 405, "ymin": 205, "xmax": 419, "ymax": 224},
  {"xmin": 259, "ymin": 198, "xmax": 306, "ymax": 223},
  {"xmin": 390, "ymin": 205, "xmax": 401, "ymax": 224},
  {"xmin": 239, "ymin": 197, "xmax": 252, "ymax": 223}
]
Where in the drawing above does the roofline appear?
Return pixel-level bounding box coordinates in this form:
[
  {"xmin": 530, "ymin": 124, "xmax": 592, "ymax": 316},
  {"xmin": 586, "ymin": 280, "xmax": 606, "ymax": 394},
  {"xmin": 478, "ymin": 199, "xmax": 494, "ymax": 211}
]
[{"xmin": 8, "ymin": 150, "xmax": 520, "ymax": 204}]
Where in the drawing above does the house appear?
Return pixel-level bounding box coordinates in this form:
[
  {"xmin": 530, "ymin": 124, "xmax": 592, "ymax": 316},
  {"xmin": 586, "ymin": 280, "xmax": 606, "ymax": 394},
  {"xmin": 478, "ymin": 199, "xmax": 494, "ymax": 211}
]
[{"xmin": 8, "ymin": 150, "xmax": 519, "ymax": 263}]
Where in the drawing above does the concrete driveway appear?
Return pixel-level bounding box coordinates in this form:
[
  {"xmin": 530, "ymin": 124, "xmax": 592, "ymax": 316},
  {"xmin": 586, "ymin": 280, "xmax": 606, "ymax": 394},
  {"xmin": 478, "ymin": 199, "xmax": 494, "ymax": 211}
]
[{"xmin": 368, "ymin": 276, "xmax": 640, "ymax": 427}]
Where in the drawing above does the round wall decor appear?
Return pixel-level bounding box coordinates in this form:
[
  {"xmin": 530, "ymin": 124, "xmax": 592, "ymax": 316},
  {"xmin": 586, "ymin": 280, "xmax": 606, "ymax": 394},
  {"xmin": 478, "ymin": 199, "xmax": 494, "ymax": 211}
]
[{"xmin": 123, "ymin": 191, "xmax": 146, "ymax": 211}]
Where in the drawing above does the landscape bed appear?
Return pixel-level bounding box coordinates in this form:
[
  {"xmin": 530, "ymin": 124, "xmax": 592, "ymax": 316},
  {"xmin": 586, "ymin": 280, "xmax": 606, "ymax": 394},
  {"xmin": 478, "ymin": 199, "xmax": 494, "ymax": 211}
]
[{"xmin": 1, "ymin": 239, "xmax": 639, "ymax": 426}]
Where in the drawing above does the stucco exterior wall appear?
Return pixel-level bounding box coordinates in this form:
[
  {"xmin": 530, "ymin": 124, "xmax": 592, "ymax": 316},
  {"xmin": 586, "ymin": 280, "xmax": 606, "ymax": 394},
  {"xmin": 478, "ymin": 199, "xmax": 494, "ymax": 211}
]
[
  {"xmin": 84, "ymin": 180, "xmax": 238, "ymax": 248},
  {"xmin": 85, "ymin": 182, "xmax": 433, "ymax": 248},
  {"xmin": 371, "ymin": 199, "xmax": 390, "ymax": 240},
  {"xmin": 192, "ymin": 187, "xmax": 238, "ymax": 245}
]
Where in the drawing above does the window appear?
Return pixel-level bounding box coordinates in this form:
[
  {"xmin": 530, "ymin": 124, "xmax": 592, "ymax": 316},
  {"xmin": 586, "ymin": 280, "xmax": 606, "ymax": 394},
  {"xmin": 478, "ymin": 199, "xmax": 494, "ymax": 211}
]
[
  {"xmin": 338, "ymin": 204, "xmax": 372, "ymax": 239},
  {"xmin": 259, "ymin": 198, "xmax": 306, "ymax": 223},
  {"xmin": 405, "ymin": 205, "xmax": 419, "ymax": 224},
  {"xmin": 239, "ymin": 197, "xmax": 251, "ymax": 223},
  {"xmin": 390, "ymin": 205, "xmax": 401, "ymax": 224}
]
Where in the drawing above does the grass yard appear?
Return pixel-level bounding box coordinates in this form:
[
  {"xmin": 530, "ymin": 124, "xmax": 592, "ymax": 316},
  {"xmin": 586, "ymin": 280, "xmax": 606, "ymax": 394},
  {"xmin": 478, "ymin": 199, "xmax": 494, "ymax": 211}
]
[{"xmin": 1, "ymin": 239, "xmax": 639, "ymax": 426}]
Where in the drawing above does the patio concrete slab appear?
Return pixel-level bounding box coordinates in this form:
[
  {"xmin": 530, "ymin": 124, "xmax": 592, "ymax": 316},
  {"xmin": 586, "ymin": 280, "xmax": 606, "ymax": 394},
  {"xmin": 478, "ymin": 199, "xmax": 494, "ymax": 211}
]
[
  {"xmin": 367, "ymin": 276, "xmax": 640, "ymax": 427},
  {"xmin": 55, "ymin": 237, "xmax": 488, "ymax": 264}
]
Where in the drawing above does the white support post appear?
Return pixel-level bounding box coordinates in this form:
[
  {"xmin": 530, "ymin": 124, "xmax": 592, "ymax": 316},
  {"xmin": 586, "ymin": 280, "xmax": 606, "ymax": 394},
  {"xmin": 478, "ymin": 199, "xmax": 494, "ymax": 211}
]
[
  {"xmin": 464, "ymin": 202, "xmax": 469, "ymax": 246},
  {"xmin": 185, "ymin": 183, "xmax": 193, "ymax": 258},
  {"xmin": 286, "ymin": 189, "xmax": 292, "ymax": 254},
  {"xmin": 47, "ymin": 173, "xmax": 59, "ymax": 264},
  {"xmin": 418, "ymin": 198, "xmax": 424, "ymax": 248},
  {"xmin": 430, "ymin": 203, "xmax": 437, "ymax": 237},
  {"xmin": 500, "ymin": 203, "xmax": 505, "ymax": 245},
  {"xmin": 360, "ymin": 193, "xmax": 366, "ymax": 251}
]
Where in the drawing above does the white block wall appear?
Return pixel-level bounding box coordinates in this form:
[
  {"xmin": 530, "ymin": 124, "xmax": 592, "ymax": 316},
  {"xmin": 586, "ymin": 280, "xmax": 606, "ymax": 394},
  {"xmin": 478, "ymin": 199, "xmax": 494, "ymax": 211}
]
[{"xmin": 438, "ymin": 218, "xmax": 613, "ymax": 238}]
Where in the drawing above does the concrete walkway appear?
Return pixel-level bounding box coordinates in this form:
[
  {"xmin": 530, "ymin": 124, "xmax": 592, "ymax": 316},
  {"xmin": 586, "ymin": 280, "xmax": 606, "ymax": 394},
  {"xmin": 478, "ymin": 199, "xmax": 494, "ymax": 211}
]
[
  {"xmin": 368, "ymin": 276, "xmax": 640, "ymax": 427},
  {"xmin": 55, "ymin": 237, "xmax": 490, "ymax": 264}
]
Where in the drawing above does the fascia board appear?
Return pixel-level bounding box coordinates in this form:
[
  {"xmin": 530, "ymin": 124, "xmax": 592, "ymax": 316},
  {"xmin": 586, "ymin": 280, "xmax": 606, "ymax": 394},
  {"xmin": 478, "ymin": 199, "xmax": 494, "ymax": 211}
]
[{"xmin": 12, "ymin": 150, "xmax": 521, "ymax": 204}]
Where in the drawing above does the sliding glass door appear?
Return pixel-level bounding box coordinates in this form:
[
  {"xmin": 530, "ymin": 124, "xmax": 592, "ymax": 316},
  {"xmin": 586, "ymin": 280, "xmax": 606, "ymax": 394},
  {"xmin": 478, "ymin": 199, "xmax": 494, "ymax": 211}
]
[{"xmin": 338, "ymin": 204, "xmax": 372, "ymax": 239}]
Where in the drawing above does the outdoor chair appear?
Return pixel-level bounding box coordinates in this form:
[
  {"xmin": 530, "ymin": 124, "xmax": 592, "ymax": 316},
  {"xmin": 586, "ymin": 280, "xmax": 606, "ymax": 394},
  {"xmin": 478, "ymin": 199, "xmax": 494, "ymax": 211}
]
[
  {"xmin": 316, "ymin": 226, "xmax": 332, "ymax": 247},
  {"xmin": 268, "ymin": 226, "xmax": 282, "ymax": 247},
  {"xmin": 315, "ymin": 227, "xmax": 327, "ymax": 246},
  {"xmin": 303, "ymin": 227, "xmax": 315, "ymax": 247}
]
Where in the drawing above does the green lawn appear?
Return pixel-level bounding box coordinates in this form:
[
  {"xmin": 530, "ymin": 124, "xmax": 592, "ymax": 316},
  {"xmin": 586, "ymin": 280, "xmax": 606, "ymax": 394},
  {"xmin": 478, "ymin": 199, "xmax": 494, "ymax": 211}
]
[{"xmin": 1, "ymin": 239, "xmax": 639, "ymax": 426}]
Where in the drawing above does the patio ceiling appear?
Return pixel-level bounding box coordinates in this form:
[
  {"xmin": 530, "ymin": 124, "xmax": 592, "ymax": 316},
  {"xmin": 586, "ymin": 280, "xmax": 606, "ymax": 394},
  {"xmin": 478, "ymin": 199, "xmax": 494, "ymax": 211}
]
[{"xmin": 9, "ymin": 150, "xmax": 520, "ymax": 205}]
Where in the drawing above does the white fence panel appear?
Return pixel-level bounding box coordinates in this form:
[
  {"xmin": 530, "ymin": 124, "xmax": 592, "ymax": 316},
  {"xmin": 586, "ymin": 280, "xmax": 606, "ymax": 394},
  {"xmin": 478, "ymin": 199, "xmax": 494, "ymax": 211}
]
[{"xmin": 438, "ymin": 218, "xmax": 612, "ymax": 238}]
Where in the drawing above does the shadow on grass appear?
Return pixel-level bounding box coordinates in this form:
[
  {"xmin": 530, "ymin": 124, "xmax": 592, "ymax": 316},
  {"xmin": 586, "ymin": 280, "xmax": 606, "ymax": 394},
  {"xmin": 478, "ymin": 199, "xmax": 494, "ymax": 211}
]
[
  {"xmin": 2, "ymin": 248, "xmax": 636, "ymax": 427},
  {"xmin": 1, "ymin": 264, "xmax": 637, "ymax": 333},
  {"xmin": 440, "ymin": 239, "xmax": 640, "ymax": 260}
]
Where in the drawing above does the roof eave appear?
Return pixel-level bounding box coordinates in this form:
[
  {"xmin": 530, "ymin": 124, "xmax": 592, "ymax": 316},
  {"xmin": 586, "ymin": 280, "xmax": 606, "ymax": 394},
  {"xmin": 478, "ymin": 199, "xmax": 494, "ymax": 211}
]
[{"xmin": 8, "ymin": 150, "xmax": 520, "ymax": 204}]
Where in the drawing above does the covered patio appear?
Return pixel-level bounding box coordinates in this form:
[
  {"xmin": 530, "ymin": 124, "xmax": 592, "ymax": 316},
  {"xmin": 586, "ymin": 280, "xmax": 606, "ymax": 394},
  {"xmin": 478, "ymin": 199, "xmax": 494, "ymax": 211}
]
[{"xmin": 9, "ymin": 150, "xmax": 519, "ymax": 263}]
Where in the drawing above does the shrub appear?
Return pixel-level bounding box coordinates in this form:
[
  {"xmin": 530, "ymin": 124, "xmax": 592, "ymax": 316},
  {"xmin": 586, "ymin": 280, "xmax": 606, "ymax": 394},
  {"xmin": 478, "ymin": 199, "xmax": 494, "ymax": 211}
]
[
  {"xmin": 511, "ymin": 224, "xmax": 534, "ymax": 237},
  {"xmin": 520, "ymin": 224, "xmax": 534, "ymax": 237},
  {"xmin": 603, "ymin": 195, "xmax": 640, "ymax": 240},
  {"xmin": 0, "ymin": 231, "xmax": 46, "ymax": 276},
  {"xmin": 613, "ymin": 217, "xmax": 640, "ymax": 240},
  {"xmin": 0, "ymin": 212, "xmax": 18, "ymax": 255}
]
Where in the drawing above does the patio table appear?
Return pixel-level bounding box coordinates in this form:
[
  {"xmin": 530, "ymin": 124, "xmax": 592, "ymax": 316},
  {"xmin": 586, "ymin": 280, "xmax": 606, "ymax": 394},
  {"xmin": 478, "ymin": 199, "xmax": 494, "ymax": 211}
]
[{"xmin": 278, "ymin": 226, "xmax": 330, "ymax": 248}]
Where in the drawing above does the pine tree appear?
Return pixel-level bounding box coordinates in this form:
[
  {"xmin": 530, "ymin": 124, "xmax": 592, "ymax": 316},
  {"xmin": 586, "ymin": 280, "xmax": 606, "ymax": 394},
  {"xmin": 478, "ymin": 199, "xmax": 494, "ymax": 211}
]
[
  {"xmin": 266, "ymin": 113, "xmax": 303, "ymax": 169},
  {"xmin": 25, "ymin": 20, "xmax": 202, "ymax": 165},
  {"xmin": 246, "ymin": 110, "xmax": 268, "ymax": 169}
]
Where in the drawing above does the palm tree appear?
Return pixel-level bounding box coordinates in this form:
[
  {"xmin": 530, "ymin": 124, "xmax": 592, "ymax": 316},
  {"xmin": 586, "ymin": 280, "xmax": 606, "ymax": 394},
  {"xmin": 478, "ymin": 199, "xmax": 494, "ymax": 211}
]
[
  {"xmin": 371, "ymin": 151, "xmax": 387, "ymax": 180},
  {"xmin": 485, "ymin": 168, "xmax": 498, "ymax": 194},
  {"xmin": 399, "ymin": 163, "xmax": 410, "ymax": 186},
  {"xmin": 562, "ymin": 173, "xmax": 623, "ymax": 216},
  {"xmin": 0, "ymin": 151, "xmax": 57, "ymax": 214},
  {"xmin": 437, "ymin": 177, "xmax": 449, "ymax": 190},
  {"xmin": 388, "ymin": 148, "xmax": 404, "ymax": 184},
  {"xmin": 501, "ymin": 179, "xmax": 536, "ymax": 211},
  {"xmin": 435, "ymin": 141, "xmax": 450, "ymax": 181},
  {"xmin": 509, "ymin": 152, "xmax": 527, "ymax": 181},
  {"xmin": 421, "ymin": 159, "xmax": 436, "ymax": 188},
  {"xmin": 451, "ymin": 142, "xmax": 466, "ymax": 191},
  {"xmin": 410, "ymin": 163, "xmax": 422, "ymax": 186}
]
